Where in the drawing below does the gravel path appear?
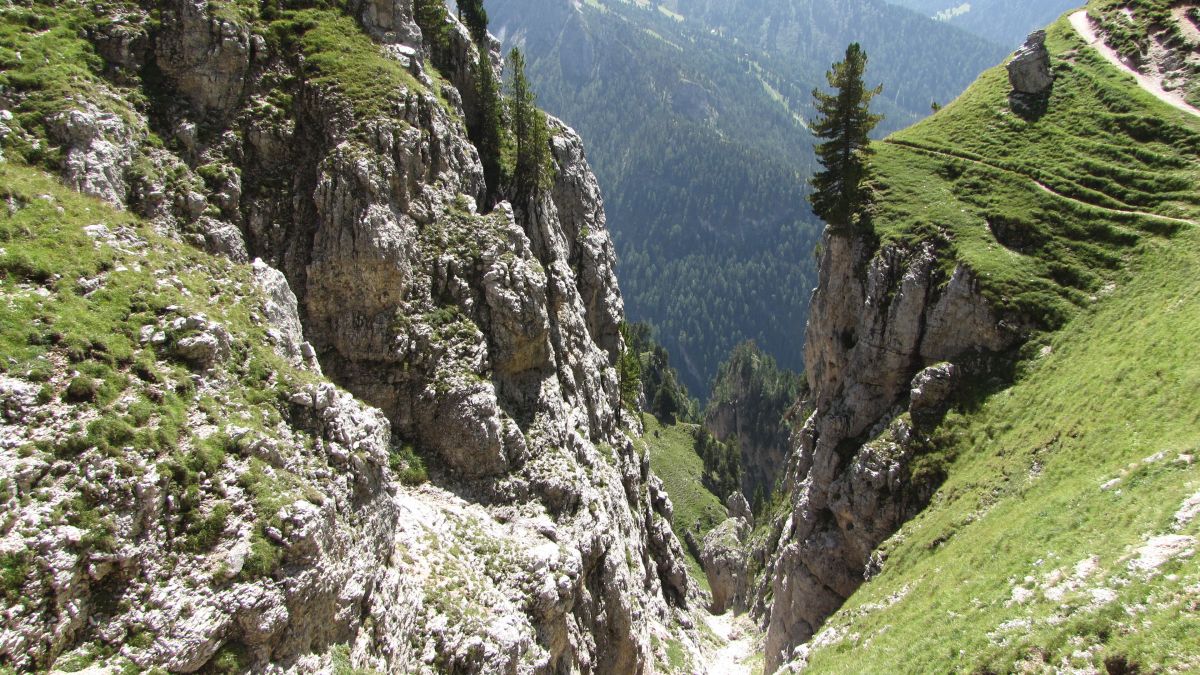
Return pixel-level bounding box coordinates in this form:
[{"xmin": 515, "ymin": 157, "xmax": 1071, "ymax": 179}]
[
  {"xmin": 1172, "ymin": 6, "xmax": 1200, "ymax": 45},
  {"xmin": 703, "ymin": 612, "xmax": 759, "ymax": 675},
  {"xmin": 1068, "ymin": 10, "xmax": 1200, "ymax": 119}
]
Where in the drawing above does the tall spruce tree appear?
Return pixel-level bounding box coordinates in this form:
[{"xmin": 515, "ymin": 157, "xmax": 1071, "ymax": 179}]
[
  {"xmin": 809, "ymin": 43, "xmax": 883, "ymax": 231},
  {"xmin": 617, "ymin": 323, "xmax": 643, "ymax": 420},
  {"xmin": 475, "ymin": 51, "xmax": 504, "ymax": 206},
  {"xmin": 508, "ymin": 48, "xmax": 551, "ymax": 203},
  {"xmin": 414, "ymin": 0, "xmax": 449, "ymax": 53},
  {"xmin": 458, "ymin": 0, "xmax": 489, "ymax": 43},
  {"xmin": 449, "ymin": 0, "xmax": 504, "ymax": 207}
]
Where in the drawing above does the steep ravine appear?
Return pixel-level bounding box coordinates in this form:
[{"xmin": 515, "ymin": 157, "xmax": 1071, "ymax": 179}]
[
  {"xmin": 698, "ymin": 6, "xmax": 1200, "ymax": 670},
  {"xmin": 693, "ymin": 226, "xmax": 1020, "ymax": 672}
]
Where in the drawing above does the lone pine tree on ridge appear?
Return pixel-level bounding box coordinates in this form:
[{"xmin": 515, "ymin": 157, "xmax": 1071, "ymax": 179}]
[{"xmin": 809, "ymin": 43, "xmax": 884, "ymax": 233}]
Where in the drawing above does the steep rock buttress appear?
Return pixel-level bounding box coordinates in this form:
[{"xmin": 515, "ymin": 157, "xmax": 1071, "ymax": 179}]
[
  {"xmin": 0, "ymin": 0, "xmax": 695, "ymax": 671},
  {"xmin": 763, "ymin": 229, "xmax": 1018, "ymax": 672}
]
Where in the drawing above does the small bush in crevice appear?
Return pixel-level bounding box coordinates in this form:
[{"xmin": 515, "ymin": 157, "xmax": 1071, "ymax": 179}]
[
  {"xmin": 389, "ymin": 442, "xmax": 428, "ymax": 486},
  {"xmin": 0, "ymin": 551, "xmax": 30, "ymax": 602}
]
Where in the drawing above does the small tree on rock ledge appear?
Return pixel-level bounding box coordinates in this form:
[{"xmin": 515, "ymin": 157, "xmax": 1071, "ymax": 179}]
[
  {"xmin": 508, "ymin": 48, "xmax": 553, "ymax": 205},
  {"xmin": 809, "ymin": 42, "xmax": 883, "ymax": 234}
]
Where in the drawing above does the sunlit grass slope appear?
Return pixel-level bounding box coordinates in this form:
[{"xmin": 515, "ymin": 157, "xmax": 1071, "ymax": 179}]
[
  {"xmin": 869, "ymin": 13, "xmax": 1199, "ymax": 328},
  {"xmin": 802, "ymin": 8, "xmax": 1200, "ymax": 674},
  {"xmin": 639, "ymin": 416, "xmax": 727, "ymax": 592}
]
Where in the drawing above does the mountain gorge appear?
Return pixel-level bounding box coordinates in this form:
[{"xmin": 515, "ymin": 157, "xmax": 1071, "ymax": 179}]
[
  {"xmin": 705, "ymin": 5, "xmax": 1200, "ymax": 671},
  {"xmin": 0, "ymin": 0, "xmax": 1198, "ymax": 673},
  {"xmin": 488, "ymin": 0, "xmax": 1006, "ymax": 396}
]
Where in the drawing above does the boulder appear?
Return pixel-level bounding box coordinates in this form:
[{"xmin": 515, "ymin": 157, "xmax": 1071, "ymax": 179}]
[
  {"xmin": 48, "ymin": 103, "xmax": 136, "ymax": 207},
  {"xmin": 909, "ymin": 362, "xmax": 959, "ymax": 416},
  {"xmin": 700, "ymin": 517, "xmax": 750, "ymax": 614},
  {"xmin": 1007, "ymin": 30, "xmax": 1054, "ymax": 95},
  {"xmin": 726, "ymin": 491, "xmax": 754, "ymax": 525}
]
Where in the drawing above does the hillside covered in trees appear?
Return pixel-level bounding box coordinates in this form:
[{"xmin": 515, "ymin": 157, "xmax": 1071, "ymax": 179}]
[{"xmin": 884, "ymin": 0, "xmax": 1081, "ymax": 47}]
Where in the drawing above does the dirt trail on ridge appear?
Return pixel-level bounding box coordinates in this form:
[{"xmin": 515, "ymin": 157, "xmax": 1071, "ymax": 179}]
[{"xmin": 1068, "ymin": 10, "xmax": 1200, "ymax": 119}]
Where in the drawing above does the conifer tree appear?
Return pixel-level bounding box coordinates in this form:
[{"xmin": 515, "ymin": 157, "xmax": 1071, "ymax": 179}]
[
  {"xmin": 508, "ymin": 48, "xmax": 552, "ymax": 203},
  {"xmin": 414, "ymin": 0, "xmax": 449, "ymax": 53},
  {"xmin": 475, "ymin": 51, "xmax": 504, "ymax": 205},
  {"xmin": 809, "ymin": 43, "xmax": 883, "ymax": 231},
  {"xmin": 617, "ymin": 323, "xmax": 643, "ymax": 419},
  {"xmin": 458, "ymin": 0, "xmax": 489, "ymax": 44}
]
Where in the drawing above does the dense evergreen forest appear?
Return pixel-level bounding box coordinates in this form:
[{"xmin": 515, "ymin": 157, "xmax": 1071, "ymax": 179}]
[
  {"xmin": 883, "ymin": 0, "xmax": 1082, "ymax": 47},
  {"xmin": 489, "ymin": 0, "xmax": 1005, "ymax": 396}
]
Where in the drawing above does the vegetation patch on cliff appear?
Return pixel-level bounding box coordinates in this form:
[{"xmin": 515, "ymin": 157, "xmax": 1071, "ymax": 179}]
[
  {"xmin": 638, "ymin": 417, "xmax": 724, "ymax": 592},
  {"xmin": 272, "ymin": 9, "xmax": 428, "ymax": 120}
]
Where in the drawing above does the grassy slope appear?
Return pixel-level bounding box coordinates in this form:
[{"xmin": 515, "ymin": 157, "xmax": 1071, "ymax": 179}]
[
  {"xmin": 0, "ymin": 159, "xmax": 337, "ymax": 604},
  {"xmin": 804, "ymin": 9, "xmax": 1200, "ymax": 674},
  {"xmin": 639, "ymin": 416, "xmax": 726, "ymax": 592},
  {"xmin": 869, "ymin": 13, "xmax": 1198, "ymax": 328}
]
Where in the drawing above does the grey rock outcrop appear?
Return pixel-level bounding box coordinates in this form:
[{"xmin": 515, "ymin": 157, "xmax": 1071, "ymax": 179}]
[
  {"xmin": 763, "ymin": 230, "xmax": 1019, "ymax": 672},
  {"xmin": 48, "ymin": 103, "xmax": 136, "ymax": 208},
  {"xmin": 169, "ymin": 315, "xmax": 233, "ymax": 369},
  {"xmin": 252, "ymin": 259, "xmax": 321, "ymax": 370},
  {"xmin": 1007, "ymin": 30, "xmax": 1054, "ymax": 95},
  {"xmin": 909, "ymin": 362, "xmax": 960, "ymax": 416},
  {"xmin": 701, "ymin": 517, "xmax": 751, "ymax": 615},
  {"xmin": 354, "ymin": 0, "xmax": 423, "ymax": 49},
  {"xmin": 727, "ymin": 491, "xmax": 754, "ymax": 524},
  {"xmin": 701, "ymin": 492, "xmax": 757, "ymax": 615},
  {"xmin": 154, "ymin": 0, "xmax": 253, "ymax": 120}
]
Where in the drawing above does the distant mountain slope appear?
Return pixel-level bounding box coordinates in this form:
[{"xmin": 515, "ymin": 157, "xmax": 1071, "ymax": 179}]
[
  {"xmin": 489, "ymin": 0, "xmax": 1006, "ymax": 397},
  {"xmin": 661, "ymin": 0, "xmax": 1009, "ymax": 118},
  {"xmin": 884, "ymin": 0, "xmax": 1081, "ymax": 47}
]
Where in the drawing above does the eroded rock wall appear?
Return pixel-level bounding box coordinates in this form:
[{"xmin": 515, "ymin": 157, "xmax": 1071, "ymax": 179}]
[
  {"xmin": 762, "ymin": 230, "xmax": 1018, "ymax": 672},
  {"xmin": 0, "ymin": 0, "xmax": 696, "ymax": 672}
]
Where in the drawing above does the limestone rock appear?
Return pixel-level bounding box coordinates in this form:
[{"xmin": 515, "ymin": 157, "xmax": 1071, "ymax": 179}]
[
  {"xmin": 727, "ymin": 491, "xmax": 753, "ymax": 524},
  {"xmin": 909, "ymin": 362, "xmax": 959, "ymax": 416},
  {"xmin": 155, "ymin": 0, "xmax": 252, "ymax": 119},
  {"xmin": 353, "ymin": 0, "xmax": 423, "ymax": 49},
  {"xmin": 197, "ymin": 216, "xmax": 249, "ymax": 262},
  {"xmin": 764, "ymin": 229, "xmax": 1018, "ymax": 673},
  {"xmin": 701, "ymin": 517, "xmax": 750, "ymax": 614},
  {"xmin": 0, "ymin": 3, "xmax": 699, "ymax": 672},
  {"xmin": 170, "ymin": 315, "xmax": 232, "ymax": 369},
  {"xmin": 252, "ymin": 259, "xmax": 313, "ymax": 367},
  {"xmin": 547, "ymin": 121, "xmax": 625, "ymax": 360},
  {"xmin": 0, "ymin": 376, "xmax": 39, "ymax": 424},
  {"xmin": 423, "ymin": 378, "xmax": 510, "ymax": 478},
  {"xmin": 48, "ymin": 103, "xmax": 135, "ymax": 208},
  {"xmin": 1007, "ymin": 30, "xmax": 1054, "ymax": 95}
]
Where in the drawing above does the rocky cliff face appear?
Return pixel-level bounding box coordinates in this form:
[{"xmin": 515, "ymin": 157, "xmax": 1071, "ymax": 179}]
[
  {"xmin": 0, "ymin": 1, "xmax": 695, "ymax": 671},
  {"xmin": 762, "ymin": 229, "xmax": 1019, "ymax": 672}
]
